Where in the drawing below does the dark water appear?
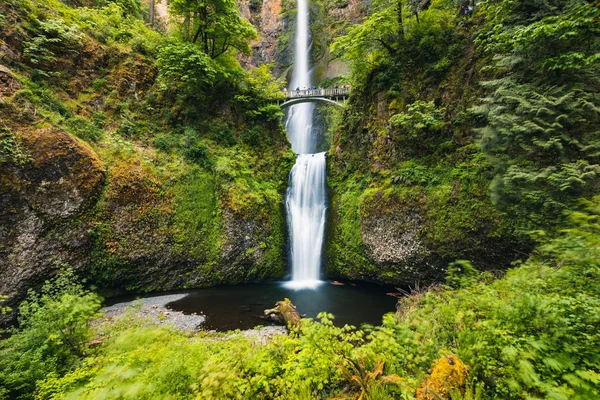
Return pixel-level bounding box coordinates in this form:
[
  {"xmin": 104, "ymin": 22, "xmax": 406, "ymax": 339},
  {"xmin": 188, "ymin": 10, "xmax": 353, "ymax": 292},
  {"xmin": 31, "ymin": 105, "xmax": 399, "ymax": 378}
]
[{"xmin": 162, "ymin": 281, "xmax": 399, "ymax": 331}]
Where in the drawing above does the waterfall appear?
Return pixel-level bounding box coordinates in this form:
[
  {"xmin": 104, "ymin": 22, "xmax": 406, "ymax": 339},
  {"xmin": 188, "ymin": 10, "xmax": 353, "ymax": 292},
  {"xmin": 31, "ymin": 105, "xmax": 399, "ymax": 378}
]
[
  {"xmin": 285, "ymin": 154, "xmax": 327, "ymax": 288},
  {"xmin": 284, "ymin": 0, "xmax": 326, "ymax": 289}
]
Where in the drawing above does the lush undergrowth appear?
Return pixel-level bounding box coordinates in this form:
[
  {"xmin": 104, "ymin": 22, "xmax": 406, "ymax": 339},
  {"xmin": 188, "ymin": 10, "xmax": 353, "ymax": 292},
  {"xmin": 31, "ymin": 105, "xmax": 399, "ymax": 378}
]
[{"xmin": 1, "ymin": 202, "xmax": 599, "ymax": 399}]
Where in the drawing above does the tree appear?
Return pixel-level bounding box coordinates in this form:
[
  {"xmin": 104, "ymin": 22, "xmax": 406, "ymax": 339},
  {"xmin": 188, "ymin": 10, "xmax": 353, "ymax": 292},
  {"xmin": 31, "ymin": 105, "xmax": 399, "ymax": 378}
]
[
  {"xmin": 156, "ymin": 42, "xmax": 218, "ymax": 89},
  {"xmin": 0, "ymin": 269, "xmax": 101, "ymax": 400},
  {"xmin": 475, "ymin": 1, "xmax": 600, "ymax": 227},
  {"xmin": 169, "ymin": 0, "xmax": 257, "ymax": 59}
]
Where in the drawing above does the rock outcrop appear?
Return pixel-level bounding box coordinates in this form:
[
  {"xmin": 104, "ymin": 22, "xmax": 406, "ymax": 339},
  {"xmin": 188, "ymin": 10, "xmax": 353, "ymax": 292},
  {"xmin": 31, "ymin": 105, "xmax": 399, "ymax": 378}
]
[
  {"xmin": 0, "ymin": 65, "xmax": 21, "ymax": 97},
  {"xmin": 239, "ymin": 0, "xmax": 288, "ymax": 75},
  {"xmin": 0, "ymin": 126, "xmax": 105, "ymax": 321}
]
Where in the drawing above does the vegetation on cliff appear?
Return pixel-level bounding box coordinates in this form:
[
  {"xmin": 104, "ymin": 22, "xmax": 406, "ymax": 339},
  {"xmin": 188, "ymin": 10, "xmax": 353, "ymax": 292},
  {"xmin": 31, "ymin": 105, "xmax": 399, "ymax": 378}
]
[
  {"xmin": 325, "ymin": 0, "xmax": 599, "ymax": 283},
  {"xmin": 0, "ymin": 0, "xmax": 291, "ymax": 310}
]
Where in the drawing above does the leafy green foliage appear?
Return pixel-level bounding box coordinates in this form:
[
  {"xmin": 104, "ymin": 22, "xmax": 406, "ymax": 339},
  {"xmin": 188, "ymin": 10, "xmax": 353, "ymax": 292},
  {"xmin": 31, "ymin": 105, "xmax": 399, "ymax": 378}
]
[
  {"xmin": 18, "ymin": 211, "xmax": 600, "ymax": 399},
  {"xmin": 151, "ymin": 133, "xmax": 180, "ymax": 151},
  {"xmin": 65, "ymin": 115, "xmax": 103, "ymax": 142},
  {"xmin": 77, "ymin": 3, "xmax": 161, "ymax": 54},
  {"xmin": 3, "ymin": 0, "xmax": 599, "ymax": 398},
  {"xmin": 169, "ymin": 0, "xmax": 257, "ymax": 58},
  {"xmin": 156, "ymin": 42, "xmax": 218, "ymax": 90},
  {"xmin": 184, "ymin": 141, "xmax": 211, "ymax": 165},
  {"xmin": 1, "ymin": 0, "xmax": 288, "ymax": 330},
  {"xmin": 475, "ymin": 0, "xmax": 600, "ymax": 228},
  {"xmin": 100, "ymin": 0, "xmax": 146, "ymax": 19},
  {"xmin": 241, "ymin": 126, "xmax": 263, "ymax": 147},
  {"xmin": 389, "ymin": 100, "xmax": 446, "ymax": 156},
  {"xmin": 445, "ymin": 260, "xmax": 481, "ymax": 288},
  {"xmin": 0, "ymin": 269, "xmax": 101, "ymax": 400},
  {"xmin": 0, "ymin": 129, "xmax": 31, "ymax": 165},
  {"xmin": 0, "ymin": 296, "xmax": 11, "ymax": 315},
  {"xmin": 23, "ymin": 18, "xmax": 84, "ymax": 78},
  {"xmin": 390, "ymin": 101, "xmax": 445, "ymax": 134},
  {"xmin": 332, "ymin": 0, "xmax": 461, "ymax": 85}
]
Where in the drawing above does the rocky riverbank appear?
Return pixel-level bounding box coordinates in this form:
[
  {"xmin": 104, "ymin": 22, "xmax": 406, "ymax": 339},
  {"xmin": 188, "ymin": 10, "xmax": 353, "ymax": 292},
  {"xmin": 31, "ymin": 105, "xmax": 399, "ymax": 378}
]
[
  {"xmin": 101, "ymin": 294, "xmax": 288, "ymax": 341},
  {"xmin": 101, "ymin": 294, "xmax": 206, "ymax": 331}
]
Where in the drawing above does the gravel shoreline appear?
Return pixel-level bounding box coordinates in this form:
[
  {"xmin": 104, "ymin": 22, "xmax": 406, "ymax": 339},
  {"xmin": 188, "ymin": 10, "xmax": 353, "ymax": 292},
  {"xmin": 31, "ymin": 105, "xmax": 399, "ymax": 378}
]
[
  {"xmin": 101, "ymin": 294, "xmax": 288, "ymax": 340},
  {"xmin": 102, "ymin": 294, "xmax": 205, "ymax": 331}
]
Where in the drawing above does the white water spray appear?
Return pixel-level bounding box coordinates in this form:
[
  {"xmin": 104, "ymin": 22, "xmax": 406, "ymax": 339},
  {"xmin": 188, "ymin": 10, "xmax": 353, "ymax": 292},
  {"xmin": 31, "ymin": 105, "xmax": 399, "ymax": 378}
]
[{"xmin": 284, "ymin": 0, "xmax": 326, "ymax": 289}]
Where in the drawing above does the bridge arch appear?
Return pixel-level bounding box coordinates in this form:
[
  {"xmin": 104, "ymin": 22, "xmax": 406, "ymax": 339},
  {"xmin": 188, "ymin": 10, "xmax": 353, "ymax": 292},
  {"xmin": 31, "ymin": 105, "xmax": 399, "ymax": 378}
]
[{"xmin": 279, "ymin": 97, "xmax": 345, "ymax": 109}]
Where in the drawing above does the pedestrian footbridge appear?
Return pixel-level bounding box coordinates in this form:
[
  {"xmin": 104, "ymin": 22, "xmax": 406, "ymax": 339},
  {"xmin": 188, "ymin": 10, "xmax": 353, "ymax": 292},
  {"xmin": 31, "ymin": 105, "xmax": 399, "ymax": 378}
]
[{"xmin": 277, "ymin": 88, "xmax": 350, "ymax": 108}]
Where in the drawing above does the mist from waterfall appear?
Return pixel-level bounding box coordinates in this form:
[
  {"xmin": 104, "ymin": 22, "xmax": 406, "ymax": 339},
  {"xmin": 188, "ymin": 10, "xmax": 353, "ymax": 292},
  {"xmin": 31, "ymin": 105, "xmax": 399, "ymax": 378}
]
[{"xmin": 284, "ymin": 0, "xmax": 326, "ymax": 289}]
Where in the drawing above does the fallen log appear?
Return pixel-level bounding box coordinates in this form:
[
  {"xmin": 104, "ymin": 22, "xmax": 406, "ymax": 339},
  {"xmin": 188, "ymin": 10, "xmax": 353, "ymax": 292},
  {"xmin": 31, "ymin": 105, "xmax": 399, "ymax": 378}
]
[{"xmin": 264, "ymin": 298, "xmax": 302, "ymax": 328}]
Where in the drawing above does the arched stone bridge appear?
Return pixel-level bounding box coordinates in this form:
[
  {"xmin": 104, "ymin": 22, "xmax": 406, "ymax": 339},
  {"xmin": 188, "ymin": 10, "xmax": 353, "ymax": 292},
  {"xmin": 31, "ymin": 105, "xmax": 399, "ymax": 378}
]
[{"xmin": 277, "ymin": 88, "xmax": 350, "ymax": 108}]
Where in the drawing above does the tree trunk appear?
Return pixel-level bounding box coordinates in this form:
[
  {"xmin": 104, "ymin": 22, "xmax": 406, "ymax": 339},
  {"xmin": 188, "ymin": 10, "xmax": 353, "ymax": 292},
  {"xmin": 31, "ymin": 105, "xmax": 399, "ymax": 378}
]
[
  {"xmin": 149, "ymin": 0, "xmax": 155, "ymax": 27},
  {"xmin": 264, "ymin": 298, "xmax": 302, "ymax": 328},
  {"xmin": 397, "ymin": 0, "xmax": 404, "ymax": 39}
]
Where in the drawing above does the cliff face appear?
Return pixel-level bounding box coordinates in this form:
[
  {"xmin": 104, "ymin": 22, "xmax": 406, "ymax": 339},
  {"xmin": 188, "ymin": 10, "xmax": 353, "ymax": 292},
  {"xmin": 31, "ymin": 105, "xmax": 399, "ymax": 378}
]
[
  {"xmin": 0, "ymin": 58, "xmax": 288, "ymax": 319},
  {"xmin": 0, "ymin": 1, "xmax": 291, "ymax": 320},
  {"xmin": 309, "ymin": 0, "xmax": 366, "ymax": 83},
  {"xmin": 240, "ymin": 0, "xmax": 288, "ymax": 75},
  {"xmin": 0, "ymin": 128, "xmax": 103, "ymax": 292},
  {"xmin": 325, "ymin": 35, "xmax": 531, "ymax": 284},
  {"xmin": 240, "ymin": 0, "xmax": 367, "ymax": 81},
  {"xmin": 0, "ymin": 70, "xmax": 105, "ymax": 320}
]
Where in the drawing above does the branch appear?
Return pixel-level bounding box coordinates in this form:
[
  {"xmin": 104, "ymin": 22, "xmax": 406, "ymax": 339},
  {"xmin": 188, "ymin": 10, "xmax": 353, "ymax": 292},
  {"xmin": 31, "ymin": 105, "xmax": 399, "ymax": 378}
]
[
  {"xmin": 192, "ymin": 26, "xmax": 203, "ymax": 44},
  {"xmin": 375, "ymin": 38, "xmax": 397, "ymax": 56},
  {"xmin": 212, "ymin": 36, "xmax": 230, "ymax": 59}
]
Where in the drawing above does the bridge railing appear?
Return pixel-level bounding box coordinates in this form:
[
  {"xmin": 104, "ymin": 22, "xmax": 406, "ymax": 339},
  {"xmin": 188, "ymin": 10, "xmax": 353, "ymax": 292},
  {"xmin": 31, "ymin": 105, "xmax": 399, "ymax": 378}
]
[{"xmin": 285, "ymin": 87, "xmax": 350, "ymax": 99}]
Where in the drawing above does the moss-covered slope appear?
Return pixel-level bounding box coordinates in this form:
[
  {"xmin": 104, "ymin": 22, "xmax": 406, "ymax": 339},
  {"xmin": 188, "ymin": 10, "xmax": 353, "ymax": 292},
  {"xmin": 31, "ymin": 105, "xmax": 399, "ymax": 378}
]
[
  {"xmin": 325, "ymin": 15, "xmax": 531, "ymax": 284},
  {"xmin": 0, "ymin": 0, "xmax": 292, "ymax": 315}
]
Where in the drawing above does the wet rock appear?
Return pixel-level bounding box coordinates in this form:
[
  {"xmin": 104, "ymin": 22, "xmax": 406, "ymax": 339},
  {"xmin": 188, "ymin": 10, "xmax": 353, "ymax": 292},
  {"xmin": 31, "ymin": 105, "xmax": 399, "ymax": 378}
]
[
  {"xmin": 362, "ymin": 212, "xmax": 429, "ymax": 264},
  {"xmin": 221, "ymin": 208, "xmax": 266, "ymax": 268},
  {"xmin": 0, "ymin": 44, "xmax": 20, "ymax": 64},
  {"xmin": 239, "ymin": 0, "xmax": 287, "ymax": 74}
]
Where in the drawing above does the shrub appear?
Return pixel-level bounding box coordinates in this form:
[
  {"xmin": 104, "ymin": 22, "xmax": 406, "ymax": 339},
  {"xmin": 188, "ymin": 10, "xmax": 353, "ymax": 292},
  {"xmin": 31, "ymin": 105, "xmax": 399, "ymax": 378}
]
[
  {"xmin": 0, "ymin": 295, "xmax": 10, "ymax": 315},
  {"xmin": 65, "ymin": 115, "xmax": 103, "ymax": 142},
  {"xmin": 416, "ymin": 355, "xmax": 468, "ymax": 400},
  {"xmin": 207, "ymin": 119, "xmax": 237, "ymax": 146},
  {"xmin": 184, "ymin": 142, "xmax": 211, "ymax": 166},
  {"xmin": 0, "ymin": 128, "xmax": 31, "ymax": 166},
  {"xmin": 23, "ymin": 18, "xmax": 84, "ymax": 78},
  {"xmin": 241, "ymin": 126, "xmax": 263, "ymax": 147},
  {"xmin": 151, "ymin": 133, "xmax": 179, "ymax": 152},
  {"xmin": 116, "ymin": 112, "xmax": 139, "ymax": 138},
  {"xmin": 156, "ymin": 43, "xmax": 218, "ymax": 91},
  {"xmin": 389, "ymin": 100, "xmax": 447, "ymax": 157},
  {"xmin": 0, "ymin": 269, "xmax": 101, "ymax": 400}
]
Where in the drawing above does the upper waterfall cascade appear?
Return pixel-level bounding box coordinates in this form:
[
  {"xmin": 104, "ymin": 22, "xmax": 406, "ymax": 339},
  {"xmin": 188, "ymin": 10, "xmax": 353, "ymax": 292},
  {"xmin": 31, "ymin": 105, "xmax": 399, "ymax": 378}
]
[{"xmin": 284, "ymin": 0, "xmax": 327, "ymax": 289}]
